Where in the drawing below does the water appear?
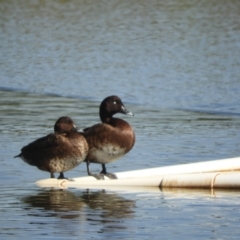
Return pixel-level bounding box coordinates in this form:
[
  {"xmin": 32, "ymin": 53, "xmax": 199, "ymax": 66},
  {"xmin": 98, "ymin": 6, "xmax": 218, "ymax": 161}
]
[{"xmin": 1, "ymin": 0, "xmax": 240, "ymax": 239}]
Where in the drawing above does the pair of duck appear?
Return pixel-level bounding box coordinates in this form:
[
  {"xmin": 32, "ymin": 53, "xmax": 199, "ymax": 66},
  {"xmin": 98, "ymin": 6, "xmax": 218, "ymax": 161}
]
[{"xmin": 15, "ymin": 96, "xmax": 135, "ymax": 180}]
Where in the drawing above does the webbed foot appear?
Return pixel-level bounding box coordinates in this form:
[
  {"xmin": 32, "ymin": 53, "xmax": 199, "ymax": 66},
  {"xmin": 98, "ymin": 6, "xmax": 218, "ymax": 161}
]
[
  {"xmin": 100, "ymin": 164, "xmax": 117, "ymax": 179},
  {"xmin": 100, "ymin": 172, "xmax": 117, "ymax": 179},
  {"xmin": 88, "ymin": 172, "xmax": 105, "ymax": 180}
]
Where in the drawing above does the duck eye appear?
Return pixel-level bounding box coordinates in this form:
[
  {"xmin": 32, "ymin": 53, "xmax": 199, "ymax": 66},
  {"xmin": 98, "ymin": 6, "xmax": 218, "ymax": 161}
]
[{"xmin": 113, "ymin": 101, "xmax": 117, "ymax": 104}]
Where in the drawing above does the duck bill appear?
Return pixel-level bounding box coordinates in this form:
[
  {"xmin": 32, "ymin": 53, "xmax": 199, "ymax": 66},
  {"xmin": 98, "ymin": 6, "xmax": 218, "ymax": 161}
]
[{"xmin": 121, "ymin": 105, "xmax": 134, "ymax": 116}]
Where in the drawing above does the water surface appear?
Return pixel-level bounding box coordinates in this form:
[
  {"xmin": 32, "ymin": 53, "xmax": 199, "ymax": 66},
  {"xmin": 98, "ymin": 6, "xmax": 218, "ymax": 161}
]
[{"xmin": 1, "ymin": 0, "xmax": 240, "ymax": 239}]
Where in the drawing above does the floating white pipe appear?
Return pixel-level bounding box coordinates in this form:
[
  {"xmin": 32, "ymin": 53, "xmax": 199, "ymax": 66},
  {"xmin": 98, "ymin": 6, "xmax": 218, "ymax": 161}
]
[
  {"xmin": 36, "ymin": 172, "xmax": 240, "ymax": 190},
  {"xmin": 36, "ymin": 157, "xmax": 240, "ymax": 190},
  {"xmin": 112, "ymin": 157, "xmax": 240, "ymax": 180},
  {"xmin": 69, "ymin": 157, "xmax": 240, "ymax": 182}
]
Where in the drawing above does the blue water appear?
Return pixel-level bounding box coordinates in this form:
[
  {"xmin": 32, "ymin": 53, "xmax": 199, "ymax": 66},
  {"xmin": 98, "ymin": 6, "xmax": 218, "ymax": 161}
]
[{"xmin": 1, "ymin": 0, "xmax": 240, "ymax": 239}]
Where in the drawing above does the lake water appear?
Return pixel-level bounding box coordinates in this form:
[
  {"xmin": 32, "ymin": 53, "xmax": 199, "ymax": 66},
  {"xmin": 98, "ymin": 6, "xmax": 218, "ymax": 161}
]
[{"xmin": 1, "ymin": 0, "xmax": 240, "ymax": 239}]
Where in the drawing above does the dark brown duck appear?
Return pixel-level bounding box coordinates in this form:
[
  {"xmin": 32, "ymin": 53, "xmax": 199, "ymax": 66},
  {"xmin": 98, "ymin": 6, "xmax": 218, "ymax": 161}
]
[
  {"xmin": 82, "ymin": 95, "xmax": 135, "ymax": 179},
  {"xmin": 15, "ymin": 116, "xmax": 88, "ymax": 179}
]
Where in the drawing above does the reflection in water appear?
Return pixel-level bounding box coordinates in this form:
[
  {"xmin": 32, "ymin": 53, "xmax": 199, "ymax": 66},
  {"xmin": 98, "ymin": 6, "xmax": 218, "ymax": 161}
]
[
  {"xmin": 82, "ymin": 190, "xmax": 135, "ymax": 219},
  {"xmin": 22, "ymin": 189, "xmax": 85, "ymax": 219},
  {"xmin": 82, "ymin": 190, "xmax": 136, "ymax": 233},
  {"xmin": 161, "ymin": 187, "xmax": 240, "ymax": 199},
  {"xmin": 22, "ymin": 189, "xmax": 136, "ymax": 221}
]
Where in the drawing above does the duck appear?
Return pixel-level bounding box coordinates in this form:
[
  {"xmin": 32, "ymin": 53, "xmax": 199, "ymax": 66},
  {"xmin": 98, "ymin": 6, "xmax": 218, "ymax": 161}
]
[
  {"xmin": 14, "ymin": 116, "xmax": 88, "ymax": 179},
  {"xmin": 82, "ymin": 95, "xmax": 135, "ymax": 179}
]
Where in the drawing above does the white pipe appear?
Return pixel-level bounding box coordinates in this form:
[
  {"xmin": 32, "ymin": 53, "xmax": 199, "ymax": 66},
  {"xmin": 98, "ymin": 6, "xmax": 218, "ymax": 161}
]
[
  {"xmin": 113, "ymin": 157, "xmax": 240, "ymax": 179},
  {"xmin": 161, "ymin": 172, "xmax": 240, "ymax": 189},
  {"xmin": 35, "ymin": 157, "xmax": 240, "ymax": 190},
  {"xmin": 36, "ymin": 172, "xmax": 240, "ymax": 189},
  {"xmin": 69, "ymin": 157, "xmax": 240, "ymax": 182}
]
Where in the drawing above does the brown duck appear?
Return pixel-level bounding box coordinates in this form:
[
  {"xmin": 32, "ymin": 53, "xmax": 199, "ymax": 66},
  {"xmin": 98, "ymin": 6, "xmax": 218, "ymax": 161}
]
[
  {"xmin": 15, "ymin": 116, "xmax": 88, "ymax": 179},
  {"xmin": 82, "ymin": 96, "xmax": 135, "ymax": 179}
]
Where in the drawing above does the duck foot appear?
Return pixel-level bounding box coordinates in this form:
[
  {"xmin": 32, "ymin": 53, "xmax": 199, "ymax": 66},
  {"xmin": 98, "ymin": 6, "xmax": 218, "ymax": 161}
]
[
  {"xmin": 88, "ymin": 172, "xmax": 105, "ymax": 180},
  {"xmin": 86, "ymin": 161, "xmax": 105, "ymax": 180},
  {"xmin": 101, "ymin": 172, "xmax": 117, "ymax": 179},
  {"xmin": 100, "ymin": 164, "xmax": 117, "ymax": 179}
]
